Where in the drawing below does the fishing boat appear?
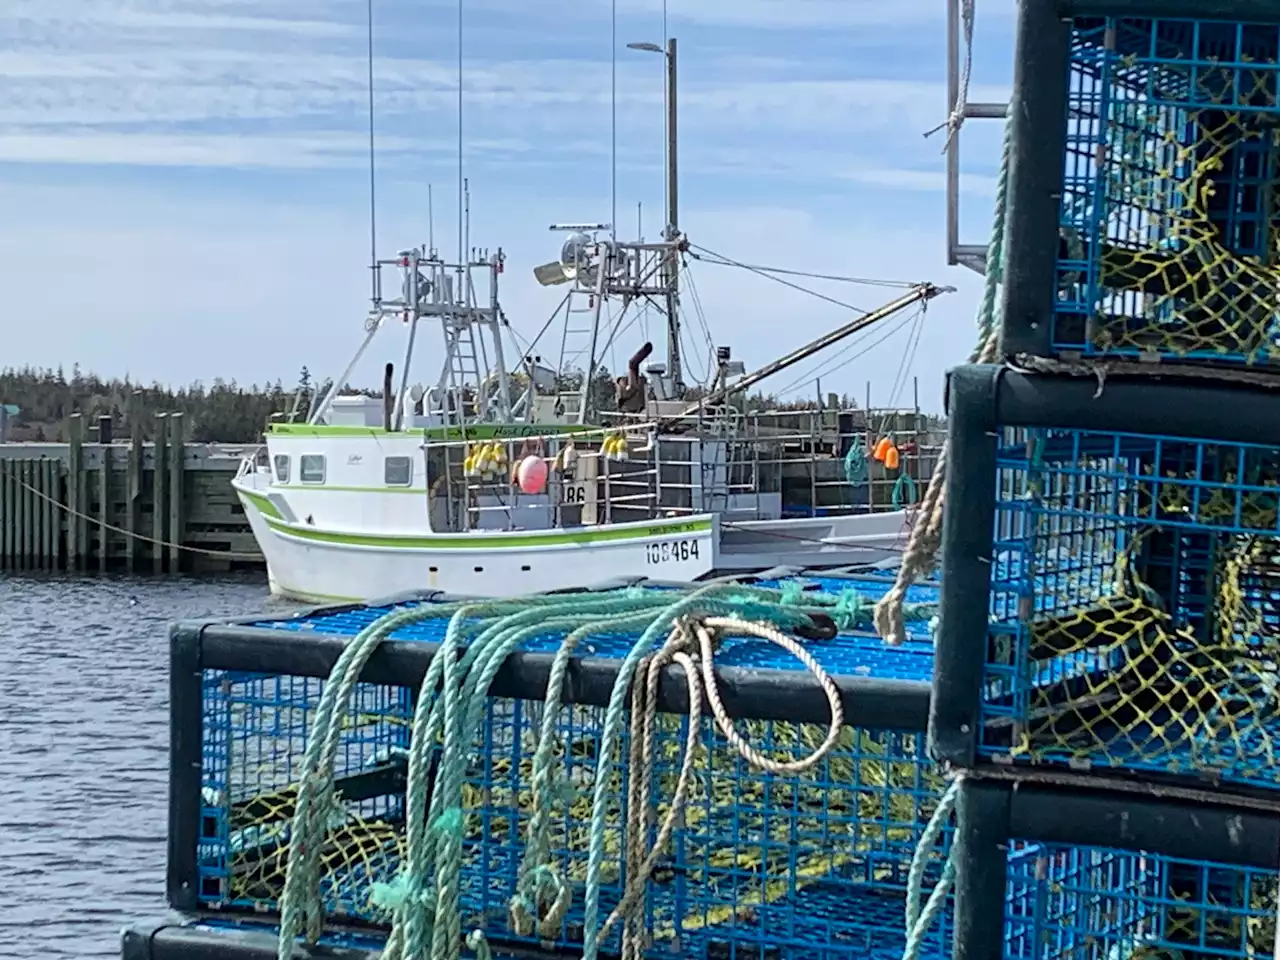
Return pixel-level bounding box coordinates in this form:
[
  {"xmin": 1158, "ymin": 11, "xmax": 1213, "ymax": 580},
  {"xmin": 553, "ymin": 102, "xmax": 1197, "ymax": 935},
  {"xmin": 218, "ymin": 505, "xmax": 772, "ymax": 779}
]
[{"xmin": 231, "ymin": 225, "xmax": 948, "ymax": 602}]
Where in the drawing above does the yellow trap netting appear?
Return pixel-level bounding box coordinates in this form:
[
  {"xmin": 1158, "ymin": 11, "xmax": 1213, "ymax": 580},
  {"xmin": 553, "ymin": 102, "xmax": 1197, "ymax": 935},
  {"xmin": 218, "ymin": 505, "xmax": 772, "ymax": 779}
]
[
  {"xmin": 999, "ymin": 525, "xmax": 1280, "ymax": 782},
  {"xmin": 205, "ymin": 687, "xmax": 944, "ymax": 946},
  {"xmin": 1065, "ymin": 38, "xmax": 1280, "ymax": 363}
]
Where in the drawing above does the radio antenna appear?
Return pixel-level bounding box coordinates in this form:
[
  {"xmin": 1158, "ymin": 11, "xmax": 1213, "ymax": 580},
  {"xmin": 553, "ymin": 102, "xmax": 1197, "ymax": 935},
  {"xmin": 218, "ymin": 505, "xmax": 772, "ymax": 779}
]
[
  {"xmin": 365, "ymin": 0, "xmax": 378, "ymax": 305},
  {"xmin": 456, "ymin": 0, "xmax": 464, "ymax": 269}
]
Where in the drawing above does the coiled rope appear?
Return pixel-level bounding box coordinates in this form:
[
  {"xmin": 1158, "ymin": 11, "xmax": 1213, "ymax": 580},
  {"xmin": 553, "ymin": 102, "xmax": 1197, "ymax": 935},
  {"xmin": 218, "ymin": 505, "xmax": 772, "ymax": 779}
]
[
  {"xmin": 274, "ymin": 584, "xmax": 849, "ymax": 960},
  {"xmin": 874, "ymin": 114, "xmax": 1011, "ymax": 647}
]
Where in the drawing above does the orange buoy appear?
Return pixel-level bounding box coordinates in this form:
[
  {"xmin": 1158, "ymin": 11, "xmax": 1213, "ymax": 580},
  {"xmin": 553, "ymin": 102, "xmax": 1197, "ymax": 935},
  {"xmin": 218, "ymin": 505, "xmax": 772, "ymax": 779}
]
[
  {"xmin": 883, "ymin": 445, "xmax": 901, "ymax": 471},
  {"xmin": 872, "ymin": 436, "xmax": 893, "ymax": 462}
]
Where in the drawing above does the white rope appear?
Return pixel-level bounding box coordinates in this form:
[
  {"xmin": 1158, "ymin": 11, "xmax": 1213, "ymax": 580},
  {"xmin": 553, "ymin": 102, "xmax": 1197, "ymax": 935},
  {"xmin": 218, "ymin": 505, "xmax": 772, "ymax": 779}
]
[
  {"xmin": 925, "ymin": 0, "xmax": 975, "ymax": 150},
  {"xmin": 695, "ymin": 617, "xmax": 844, "ymax": 774}
]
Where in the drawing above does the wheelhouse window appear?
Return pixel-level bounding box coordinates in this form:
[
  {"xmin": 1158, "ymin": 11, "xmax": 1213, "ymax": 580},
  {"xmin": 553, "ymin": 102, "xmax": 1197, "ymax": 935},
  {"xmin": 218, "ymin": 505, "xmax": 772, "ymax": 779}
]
[
  {"xmin": 273, "ymin": 454, "xmax": 290, "ymax": 483},
  {"xmin": 299, "ymin": 454, "xmax": 326, "ymax": 484},
  {"xmin": 384, "ymin": 455, "xmax": 413, "ymax": 486}
]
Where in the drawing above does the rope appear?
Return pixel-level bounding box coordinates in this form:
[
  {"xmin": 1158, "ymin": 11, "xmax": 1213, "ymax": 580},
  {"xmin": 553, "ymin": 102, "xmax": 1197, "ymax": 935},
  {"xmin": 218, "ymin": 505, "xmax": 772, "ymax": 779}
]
[
  {"xmin": 891, "ymin": 472, "xmax": 918, "ymax": 510},
  {"xmin": 2, "ymin": 471, "xmax": 263, "ymax": 560},
  {"xmin": 843, "ymin": 439, "xmax": 870, "ymax": 486},
  {"xmin": 902, "ymin": 779, "xmax": 960, "ymax": 960},
  {"xmin": 925, "ymin": 0, "xmax": 975, "ymax": 149},
  {"xmin": 874, "ymin": 113, "xmax": 1011, "ymax": 646},
  {"xmin": 271, "ymin": 583, "xmax": 854, "ymax": 960},
  {"xmin": 599, "ymin": 614, "xmax": 844, "ymax": 959}
]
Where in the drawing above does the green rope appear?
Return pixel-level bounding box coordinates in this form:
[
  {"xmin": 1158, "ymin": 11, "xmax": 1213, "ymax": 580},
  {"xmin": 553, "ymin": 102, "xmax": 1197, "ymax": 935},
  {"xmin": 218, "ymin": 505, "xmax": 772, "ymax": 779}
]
[
  {"xmin": 891, "ymin": 472, "xmax": 918, "ymax": 510},
  {"xmin": 843, "ymin": 439, "xmax": 870, "ymax": 487},
  {"xmin": 901, "ymin": 779, "xmax": 958, "ymax": 960},
  {"xmin": 971, "ymin": 118, "xmax": 1010, "ymax": 358},
  {"xmin": 384, "ymin": 591, "xmax": 682, "ymax": 960},
  {"xmin": 274, "ymin": 582, "xmax": 924, "ymax": 960},
  {"xmin": 275, "ymin": 591, "xmax": 655, "ymax": 960}
]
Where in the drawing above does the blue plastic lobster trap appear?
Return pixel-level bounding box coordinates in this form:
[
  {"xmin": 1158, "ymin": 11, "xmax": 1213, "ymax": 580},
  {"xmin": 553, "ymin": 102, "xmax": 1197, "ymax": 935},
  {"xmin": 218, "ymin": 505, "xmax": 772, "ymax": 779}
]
[
  {"xmin": 933, "ymin": 365, "xmax": 1280, "ymax": 797},
  {"xmin": 168, "ymin": 571, "xmax": 951, "ymax": 960},
  {"xmin": 951, "ymin": 778, "xmax": 1280, "ymax": 960},
  {"xmin": 1000, "ymin": 2, "xmax": 1280, "ymax": 372}
]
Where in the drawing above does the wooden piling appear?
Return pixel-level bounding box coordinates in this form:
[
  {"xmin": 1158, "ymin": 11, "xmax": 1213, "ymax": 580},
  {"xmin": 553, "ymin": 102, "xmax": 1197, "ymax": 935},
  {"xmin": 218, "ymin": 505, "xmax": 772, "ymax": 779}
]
[
  {"xmin": 126, "ymin": 424, "xmax": 142, "ymax": 573},
  {"xmin": 98, "ymin": 440, "xmax": 110, "ymax": 573},
  {"xmin": 47, "ymin": 458, "xmax": 61, "ymax": 571},
  {"xmin": 21, "ymin": 459, "xmax": 34, "ymax": 566},
  {"xmin": 67, "ymin": 414, "xmax": 84, "ymax": 570},
  {"xmin": 153, "ymin": 413, "xmax": 168, "ymax": 574},
  {"xmin": 0, "ymin": 460, "xmax": 10, "ymax": 568},
  {"xmin": 168, "ymin": 412, "xmax": 184, "ymax": 573}
]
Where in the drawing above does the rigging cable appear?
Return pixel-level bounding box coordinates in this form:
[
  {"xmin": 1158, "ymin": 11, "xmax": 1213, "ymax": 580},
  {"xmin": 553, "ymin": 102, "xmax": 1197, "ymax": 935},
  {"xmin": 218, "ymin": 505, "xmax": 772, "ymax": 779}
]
[
  {"xmin": 679, "ymin": 264, "xmax": 715, "ymax": 385},
  {"xmin": 611, "ymin": 0, "xmax": 618, "ymax": 241},
  {"xmin": 688, "ymin": 248, "xmax": 870, "ymax": 314},
  {"xmin": 770, "ymin": 305, "xmax": 925, "ymax": 400},
  {"xmin": 885, "ymin": 303, "xmax": 928, "ymax": 410},
  {"xmin": 365, "ymin": 0, "xmax": 378, "ymax": 303},
  {"xmin": 457, "ymin": 0, "xmax": 464, "ymax": 265},
  {"xmin": 688, "ymin": 244, "xmax": 922, "ymax": 290}
]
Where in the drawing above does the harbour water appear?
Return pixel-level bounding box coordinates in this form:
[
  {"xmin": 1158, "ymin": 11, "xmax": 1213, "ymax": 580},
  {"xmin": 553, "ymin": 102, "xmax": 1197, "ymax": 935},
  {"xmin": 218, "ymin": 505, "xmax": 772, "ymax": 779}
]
[{"xmin": 0, "ymin": 573, "xmax": 286, "ymax": 959}]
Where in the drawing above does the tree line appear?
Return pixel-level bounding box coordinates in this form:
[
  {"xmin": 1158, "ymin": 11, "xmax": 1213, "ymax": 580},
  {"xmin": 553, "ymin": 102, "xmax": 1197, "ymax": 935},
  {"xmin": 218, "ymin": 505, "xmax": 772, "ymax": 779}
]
[
  {"xmin": 0, "ymin": 365, "xmax": 325, "ymax": 443},
  {"xmin": 0, "ymin": 364, "xmax": 931, "ymax": 444}
]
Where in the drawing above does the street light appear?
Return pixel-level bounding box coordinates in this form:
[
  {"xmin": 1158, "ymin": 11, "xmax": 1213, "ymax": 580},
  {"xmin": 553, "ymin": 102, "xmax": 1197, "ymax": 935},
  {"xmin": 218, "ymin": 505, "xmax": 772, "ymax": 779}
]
[
  {"xmin": 626, "ymin": 37, "xmax": 681, "ymax": 387},
  {"xmin": 625, "ymin": 38, "xmax": 677, "ymax": 245}
]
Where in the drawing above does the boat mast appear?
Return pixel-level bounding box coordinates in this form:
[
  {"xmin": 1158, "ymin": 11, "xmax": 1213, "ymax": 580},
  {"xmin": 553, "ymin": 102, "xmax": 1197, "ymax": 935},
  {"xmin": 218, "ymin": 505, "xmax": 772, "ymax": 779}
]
[{"xmin": 627, "ymin": 36, "xmax": 682, "ymax": 393}]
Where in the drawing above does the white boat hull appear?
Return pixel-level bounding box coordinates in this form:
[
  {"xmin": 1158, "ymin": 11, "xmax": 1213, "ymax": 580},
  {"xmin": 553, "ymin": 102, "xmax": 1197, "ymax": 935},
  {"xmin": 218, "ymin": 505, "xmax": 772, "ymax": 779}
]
[
  {"xmin": 236, "ymin": 480, "xmax": 914, "ymax": 602},
  {"xmin": 236, "ymin": 487, "xmax": 719, "ymax": 602}
]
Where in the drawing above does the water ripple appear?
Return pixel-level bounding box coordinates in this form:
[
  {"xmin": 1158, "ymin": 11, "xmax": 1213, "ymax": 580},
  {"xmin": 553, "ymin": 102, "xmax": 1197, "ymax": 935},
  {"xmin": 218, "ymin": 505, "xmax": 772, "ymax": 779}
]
[{"xmin": 0, "ymin": 573, "xmax": 279, "ymax": 958}]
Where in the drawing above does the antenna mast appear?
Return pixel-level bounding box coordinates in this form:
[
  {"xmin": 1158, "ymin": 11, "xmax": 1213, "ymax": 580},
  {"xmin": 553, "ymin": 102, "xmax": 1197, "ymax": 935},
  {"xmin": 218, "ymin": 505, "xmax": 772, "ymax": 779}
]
[
  {"xmin": 366, "ymin": 0, "xmax": 380, "ymax": 309},
  {"xmin": 456, "ymin": 0, "xmax": 464, "ymax": 270}
]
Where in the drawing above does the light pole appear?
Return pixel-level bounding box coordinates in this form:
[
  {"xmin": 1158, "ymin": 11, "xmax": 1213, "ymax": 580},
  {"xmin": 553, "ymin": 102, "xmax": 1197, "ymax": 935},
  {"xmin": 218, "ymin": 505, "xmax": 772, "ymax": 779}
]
[{"xmin": 626, "ymin": 37, "xmax": 681, "ymax": 391}]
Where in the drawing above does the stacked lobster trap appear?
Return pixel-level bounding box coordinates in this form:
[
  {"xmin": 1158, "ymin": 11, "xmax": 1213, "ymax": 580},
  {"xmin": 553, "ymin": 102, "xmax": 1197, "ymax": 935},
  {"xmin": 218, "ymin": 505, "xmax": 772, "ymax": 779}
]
[
  {"xmin": 132, "ymin": 570, "xmax": 955, "ymax": 960},
  {"xmin": 932, "ymin": 1, "xmax": 1280, "ymax": 959}
]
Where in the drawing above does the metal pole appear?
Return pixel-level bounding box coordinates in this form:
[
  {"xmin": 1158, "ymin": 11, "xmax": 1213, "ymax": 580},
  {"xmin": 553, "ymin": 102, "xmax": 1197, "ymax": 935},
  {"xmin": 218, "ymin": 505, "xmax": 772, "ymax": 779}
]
[
  {"xmin": 577, "ymin": 252, "xmax": 611, "ymax": 423},
  {"xmin": 664, "ymin": 37, "xmax": 683, "ymax": 390},
  {"xmin": 394, "ymin": 256, "xmax": 421, "ymax": 430},
  {"xmin": 945, "ymin": 0, "xmax": 960, "ymax": 267},
  {"xmin": 489, "ymin": 255, "xmax": 512, "ymax": 419},
  {"xmin": 311, "ymin": 317, "xmax": 384, "ymax": 424}
]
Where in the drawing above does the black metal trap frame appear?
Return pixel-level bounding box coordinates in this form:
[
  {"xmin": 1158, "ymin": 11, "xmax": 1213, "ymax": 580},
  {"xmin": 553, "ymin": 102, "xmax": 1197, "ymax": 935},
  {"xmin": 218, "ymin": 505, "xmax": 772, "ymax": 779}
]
[
  {"xmin": 165, "ymin": 574, "xmax": 946, "ymax": 960},
  {"xmin": 950, "ymin": 775, "xmax": 1280, "ymax": 960},
  {"xmin": 1001, "ymin": 0, "xmax": 1280, "ymax": 374},
  {"xmin": 933, "ymin": 364, "xmax": 1280, "ymax": 799}
]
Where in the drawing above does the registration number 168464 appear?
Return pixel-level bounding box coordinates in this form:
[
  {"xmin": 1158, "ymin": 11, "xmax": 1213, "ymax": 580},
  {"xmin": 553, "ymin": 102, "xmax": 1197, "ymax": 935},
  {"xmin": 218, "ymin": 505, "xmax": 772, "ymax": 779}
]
[{"xmin": 645, "ymin": 538, "xmax": 701, "ymax": 565}]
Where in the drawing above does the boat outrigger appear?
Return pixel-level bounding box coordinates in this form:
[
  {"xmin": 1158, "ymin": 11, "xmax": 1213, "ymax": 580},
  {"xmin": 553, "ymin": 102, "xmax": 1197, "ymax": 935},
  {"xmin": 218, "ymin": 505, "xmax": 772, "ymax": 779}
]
[{"xmin": 232, "ymin": 225, "xmax": 949, "ymax": 602}]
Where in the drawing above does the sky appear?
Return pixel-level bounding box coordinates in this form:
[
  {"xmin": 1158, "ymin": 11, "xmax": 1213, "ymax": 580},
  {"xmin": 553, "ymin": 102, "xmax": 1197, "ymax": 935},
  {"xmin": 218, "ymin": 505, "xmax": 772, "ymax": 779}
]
[{"xmin": 1, "ymin": 0, "xmax": 1016, "ymax": 412}]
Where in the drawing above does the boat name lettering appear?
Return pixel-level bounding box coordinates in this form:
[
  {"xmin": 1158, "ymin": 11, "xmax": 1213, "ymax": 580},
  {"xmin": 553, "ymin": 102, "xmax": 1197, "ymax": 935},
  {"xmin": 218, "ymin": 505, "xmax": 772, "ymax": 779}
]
[
  {"xmin": 645, "ymin": 539, "xmax": 700, "ymax": 565},
  {"xmin": 645, "ymin": 522, "xmax": 705, "ymax": 536}
]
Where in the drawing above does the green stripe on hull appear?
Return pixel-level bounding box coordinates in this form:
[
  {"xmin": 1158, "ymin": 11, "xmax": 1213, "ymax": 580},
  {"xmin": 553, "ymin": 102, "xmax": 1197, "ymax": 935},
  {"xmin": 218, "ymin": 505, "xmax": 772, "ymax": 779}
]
[
  {"xmin": 259, "ymin": 515, "xmax": 713, "ymax": 550},
  {"xmin": 238, "ymin": 489, "xmax": 283, "ymax": 519}
]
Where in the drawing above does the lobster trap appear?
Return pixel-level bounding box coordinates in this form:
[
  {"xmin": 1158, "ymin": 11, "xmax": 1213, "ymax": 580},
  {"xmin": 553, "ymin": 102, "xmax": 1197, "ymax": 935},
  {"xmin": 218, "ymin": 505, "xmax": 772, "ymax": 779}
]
[
  {"xmin": 168, "ymin": 573, "xmax": 950, "ymax": 960},
  {"xmin": 933, "ymin": 365, "xmax": 1280, "ymax": 796},
  {"xmin": 951, "ymin": 777, "xmax": 1280, "ymax": 960},
  {"xmin": 1001, "ymin": 2, "xmax": 1280, "ymax": 372}
]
